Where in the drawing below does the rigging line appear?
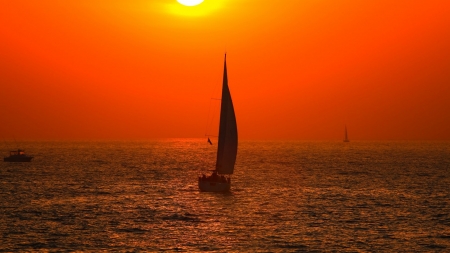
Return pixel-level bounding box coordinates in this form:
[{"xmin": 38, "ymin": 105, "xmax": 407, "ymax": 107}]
[
  {"xmin": 206, "ymin": 100, "xmax": 220, "ymax": 137},
  {"xmin": 207, "ymin": 98, "xmax": 221, "ymax": 134},
  {"xmin": 205, "ymin": 100, "xmax": 215, "ymax": 135},
  {"xmin": 204, "ymin": 98, "xmax": 214, "ymax": 136},
  {"xmin": 204, "ymin": 57, "xmax": 225, "ymax": 137},
  {"xmin": 204, "ymin": 97, "xmax": 221, "ymax": 137},
  {"xmin": 205, "ymin": 100, "xmax": 219, "ymax": 136}
]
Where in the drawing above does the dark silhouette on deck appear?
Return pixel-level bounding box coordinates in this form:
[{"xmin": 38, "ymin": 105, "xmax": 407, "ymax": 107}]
[{"xmin": 199, "ymin": 171, "xmax": 231, "ymax": 184}]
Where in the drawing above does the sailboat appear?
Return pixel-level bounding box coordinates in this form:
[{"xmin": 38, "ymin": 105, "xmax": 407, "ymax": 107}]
[
  {"xmin": 198, "ymin": 54, "xmax": 238, "ymax": 192},
  {"xmin": 344, "ymin": 125, "xmax": 350, "ymax": 142}
]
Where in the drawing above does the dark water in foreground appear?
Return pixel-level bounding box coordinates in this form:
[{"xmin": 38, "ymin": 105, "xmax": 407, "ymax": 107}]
[{"xmin": 1, "ymin": 140, "xmax": 449, "ymax": 252}]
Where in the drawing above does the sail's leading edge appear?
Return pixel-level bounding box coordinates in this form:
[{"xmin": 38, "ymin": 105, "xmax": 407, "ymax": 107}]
[{"xmin": 215, "ymin": 55, "xmax": 238, "ymax": 175}]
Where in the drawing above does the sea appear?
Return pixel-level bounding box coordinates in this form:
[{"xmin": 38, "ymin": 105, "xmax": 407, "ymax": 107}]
[{"xmin": 1, "ymin": 139, "xmax": 449, "ymax": 252}]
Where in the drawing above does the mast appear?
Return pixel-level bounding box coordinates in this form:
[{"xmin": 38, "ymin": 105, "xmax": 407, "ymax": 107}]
[{"xmin": 215, "ymin": 54, "xmax": 238, "ymax": 175}]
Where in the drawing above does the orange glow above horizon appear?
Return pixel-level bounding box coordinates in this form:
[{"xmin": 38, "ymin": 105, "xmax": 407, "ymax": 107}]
[{"xmin": 1, "ymin": 0, "xmax": 450, "ymax": 140}]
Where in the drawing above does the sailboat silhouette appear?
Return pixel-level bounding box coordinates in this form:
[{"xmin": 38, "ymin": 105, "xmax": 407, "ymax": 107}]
[
  {"xmin": 198, "ymin": 54, "xmax": 237, "ymax": 192},
  {"xmin": 344, "ymin": 125, "xmax": 350, "ymax": 142}
]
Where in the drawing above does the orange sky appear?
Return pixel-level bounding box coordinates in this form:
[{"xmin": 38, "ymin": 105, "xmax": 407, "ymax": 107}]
[{"xmin": 1, "ymin": 0, "xmax": 450, "ymax": 140}]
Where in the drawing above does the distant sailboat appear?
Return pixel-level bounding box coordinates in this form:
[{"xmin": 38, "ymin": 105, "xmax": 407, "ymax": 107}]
[
  {"xmin": 344, "ymin": 125, "xmax": 350, "ymax": 142},
  {"xmin": 198, "ymin": 54, "xmax": 237, "ymax": 192}
]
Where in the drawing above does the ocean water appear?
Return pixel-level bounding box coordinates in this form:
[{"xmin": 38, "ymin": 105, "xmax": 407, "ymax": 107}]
[{"xmin": 1, "ymin": 139, "xmax": 449, "ymax": 252}]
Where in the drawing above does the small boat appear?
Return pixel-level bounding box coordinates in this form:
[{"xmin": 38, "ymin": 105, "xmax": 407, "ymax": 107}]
[
  {"xmin": 4, "ymin": 149, "xmax": 34, "ymax": 162},
  {"xmin": 344, "ymin": 125, "xmax": 350, "ymax": 142},
  {"xmin": 198, "ymin": 54, "xmax": 238, "ymax": 192}
]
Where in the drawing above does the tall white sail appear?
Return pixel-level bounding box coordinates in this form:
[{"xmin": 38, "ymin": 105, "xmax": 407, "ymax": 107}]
[{"xmin": 215, "ymin": 55, "xmax": 238, "ymax": 175}]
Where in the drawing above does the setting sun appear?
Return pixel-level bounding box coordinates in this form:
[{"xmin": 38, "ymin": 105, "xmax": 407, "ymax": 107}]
[
  {"xmin": 177, "ymin": 0, "xmax": 204, "ymax": 7},
  {"xmin": 168, "ymin": 0, "xmax": 223, "ymax": 17}
]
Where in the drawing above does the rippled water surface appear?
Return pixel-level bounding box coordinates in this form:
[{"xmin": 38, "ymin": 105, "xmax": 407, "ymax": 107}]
[{"xmin": 1, "ymin": 140, "xmax": 449, "ymax": 252}]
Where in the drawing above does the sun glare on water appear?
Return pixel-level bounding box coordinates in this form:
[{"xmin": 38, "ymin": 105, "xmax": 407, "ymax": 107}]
[{"xmin": 177, "ymin": 0, "xmax": 204, "ymax": 7}]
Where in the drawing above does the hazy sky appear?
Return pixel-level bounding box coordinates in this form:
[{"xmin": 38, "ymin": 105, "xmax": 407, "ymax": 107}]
[{"xmin": 1, "ymin": 0, "xmax": 449, "ymax": 140}]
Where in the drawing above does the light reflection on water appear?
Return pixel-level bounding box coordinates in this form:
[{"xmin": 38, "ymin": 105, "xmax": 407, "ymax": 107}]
[{"xmin": 1, "ymin": 139, "xmax": 449, "ymax": 251}]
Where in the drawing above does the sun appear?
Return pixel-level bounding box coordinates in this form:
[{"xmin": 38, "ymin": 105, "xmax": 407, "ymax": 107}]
[
  {"xmin": 177, "ymin": 0, "xmax": 204, "ymax": 7},
  {"xmin": 168, "ymin": 0, "xmax": 223, "ymax": 17}
]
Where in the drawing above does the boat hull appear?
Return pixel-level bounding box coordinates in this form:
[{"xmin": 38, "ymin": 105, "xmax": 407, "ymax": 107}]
[
  {"xmin": 198, "ymin": 179, "xmax": 230, "ymax": 192},
  {"xmin": 4, "ymin": 156, "xmax": 33, "ymax": 162}
]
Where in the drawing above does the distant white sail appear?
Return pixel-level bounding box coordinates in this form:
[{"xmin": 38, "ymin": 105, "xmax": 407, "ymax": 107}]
[{"xmin": 215, "ymin": 55, "xmax": 238, "ymax": 175}]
